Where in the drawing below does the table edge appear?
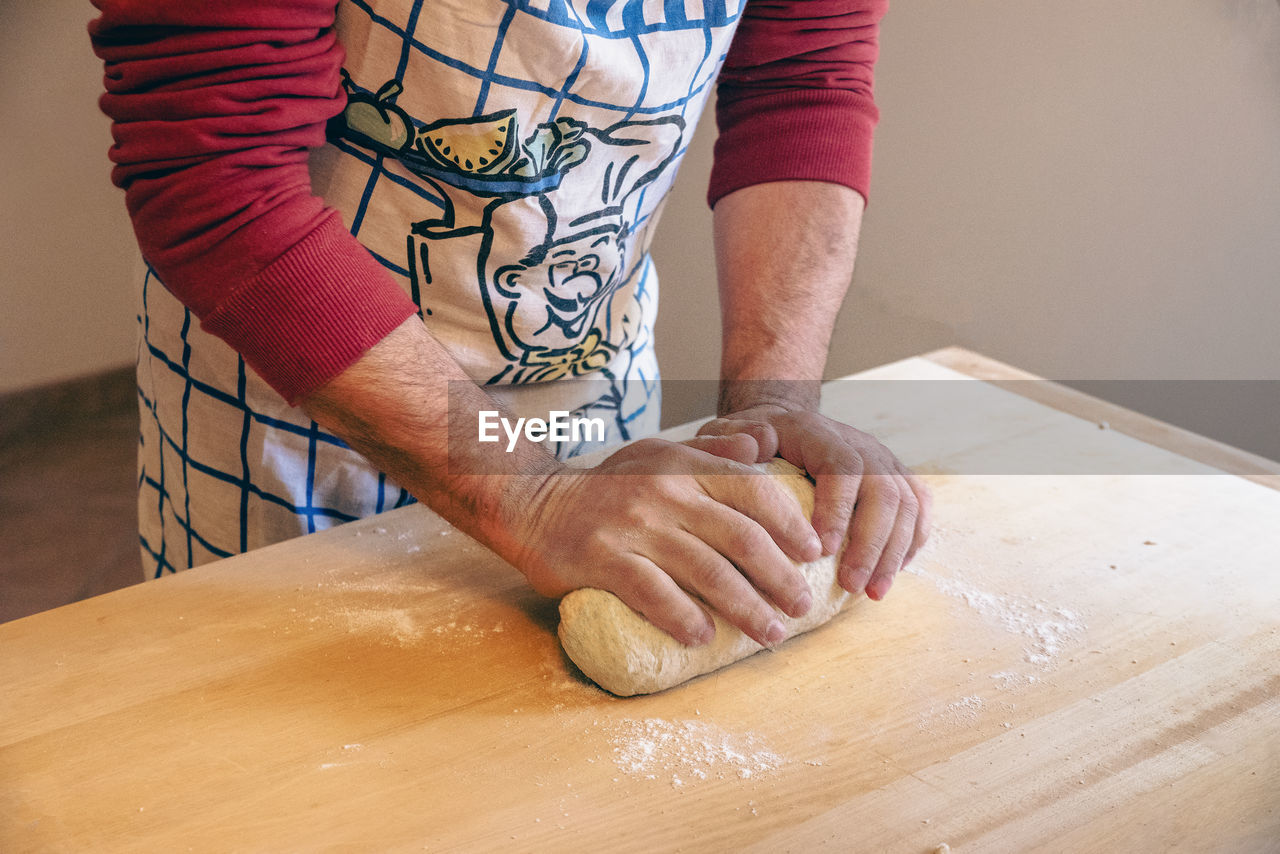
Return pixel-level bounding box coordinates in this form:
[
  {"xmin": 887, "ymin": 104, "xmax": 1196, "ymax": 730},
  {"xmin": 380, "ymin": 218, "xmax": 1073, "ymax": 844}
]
[{"xmin": 920, "ymin": 346, "xmax": 1280, "ymax": 492}]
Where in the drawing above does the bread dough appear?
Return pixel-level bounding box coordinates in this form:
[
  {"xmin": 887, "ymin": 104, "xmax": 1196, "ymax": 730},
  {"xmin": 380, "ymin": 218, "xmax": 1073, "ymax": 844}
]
[{"xmin": 557, "ymin": 459, "xmax": 852, "ymax": 696}]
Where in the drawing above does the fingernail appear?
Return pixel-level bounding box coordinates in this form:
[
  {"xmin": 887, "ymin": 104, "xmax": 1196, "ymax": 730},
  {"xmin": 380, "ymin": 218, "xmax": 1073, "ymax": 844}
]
[
  {"xmin": 793, "ymin": 591, "xmax": 812, "ymax": 617},
  {"xmin": 847, "ymin": 567, "xmax": 871, "ymax": 597},
  {"xmin": 764, "ymin": 619, "xmax": 787, "ymax": 647},
  {"xmin": 805, "ymin": 533, "xmax": 823, "ymax": 561},
  {"xmin": 867, "ymin": 575, "xmax": 894, "ymax": 601}
]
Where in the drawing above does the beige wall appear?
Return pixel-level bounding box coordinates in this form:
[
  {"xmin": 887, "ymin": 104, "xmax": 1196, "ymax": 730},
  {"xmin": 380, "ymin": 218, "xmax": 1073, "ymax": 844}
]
[
  {"xmin": 8, "ymin": 2, "xmax": 1279, "ymax": 458},
  {"xmin": 653, "ymin": 0, "xmax": 1280, "ymax": 457},
  {"xmin": 1, "ymin": 0, "xmax": 140, "ymax": 394}
]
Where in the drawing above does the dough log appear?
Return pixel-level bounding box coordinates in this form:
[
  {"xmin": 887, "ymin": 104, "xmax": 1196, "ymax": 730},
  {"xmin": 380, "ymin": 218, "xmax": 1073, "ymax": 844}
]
[{"xmin": 557, "ymin": 459, "xmax": 853, "ymax": 696}]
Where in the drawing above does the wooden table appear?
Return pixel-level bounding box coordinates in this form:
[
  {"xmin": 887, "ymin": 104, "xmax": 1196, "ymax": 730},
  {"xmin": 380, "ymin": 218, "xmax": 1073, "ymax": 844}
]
[{"xmin": 3, "ymin": 348, "xmax": 1278, "ymax": 853}]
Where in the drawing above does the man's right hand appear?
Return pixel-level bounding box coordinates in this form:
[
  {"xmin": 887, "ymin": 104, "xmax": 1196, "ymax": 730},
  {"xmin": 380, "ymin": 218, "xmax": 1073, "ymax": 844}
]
[{"xmin": 509, "ymin": 436, "xmax": 823, "ymax": 647}]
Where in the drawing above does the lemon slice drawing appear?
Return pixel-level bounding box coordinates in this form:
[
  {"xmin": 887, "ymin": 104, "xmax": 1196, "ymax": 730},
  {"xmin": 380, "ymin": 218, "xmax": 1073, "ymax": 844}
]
[{"xmin": 419, "ymin": 110, "xmax": 518, "ymax": 175}]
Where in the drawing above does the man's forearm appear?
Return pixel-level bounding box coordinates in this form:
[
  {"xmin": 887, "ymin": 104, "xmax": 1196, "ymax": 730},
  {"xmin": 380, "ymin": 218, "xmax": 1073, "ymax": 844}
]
[
  {"xmin": 713, "ymin": 180, "xmax": 865, "ymax": 414},
  {"xmin": 299, "ymin": 317, "xmax": 563, "ymax": 565}
]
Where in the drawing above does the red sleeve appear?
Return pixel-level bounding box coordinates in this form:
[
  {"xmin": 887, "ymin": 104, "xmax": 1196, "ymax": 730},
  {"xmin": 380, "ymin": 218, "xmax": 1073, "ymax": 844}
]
[
  {"xmin": 90, "ymin": 0, "xmax": 417, "ymax": 404},
  {"xmin": 708, "ymin": 0, "xmax": 887, "ymax": 208}
]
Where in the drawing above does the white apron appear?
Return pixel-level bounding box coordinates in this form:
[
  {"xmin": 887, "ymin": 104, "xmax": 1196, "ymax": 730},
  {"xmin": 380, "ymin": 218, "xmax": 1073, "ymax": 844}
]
[{"xmin": 136, "ymin": 0, "xmax": 743, "ymax": 575}]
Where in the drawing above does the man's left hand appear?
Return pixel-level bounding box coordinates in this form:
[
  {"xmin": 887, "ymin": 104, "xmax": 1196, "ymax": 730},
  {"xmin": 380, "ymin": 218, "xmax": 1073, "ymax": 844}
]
[{"xmin": 697, "ymin": 404, "xmax": 931, "ymax": 601}]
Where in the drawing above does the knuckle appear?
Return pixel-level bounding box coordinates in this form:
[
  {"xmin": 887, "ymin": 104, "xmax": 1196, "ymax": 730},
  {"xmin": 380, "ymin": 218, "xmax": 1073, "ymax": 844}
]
[
  {"xmin": 635, "ymin": 437, "xmax": 681, "ymax": 464},
  {"xmin": 827, "ymin": 487, "xmax": 859, "ymax": 516},
  {"xmin": 617, "ymin": 500, "xmax": 653, "ymax": 530},
  {"xmin": 866, "ymin": 453, "xmax": 896, "ymax": 477},
  {"xmin": 685, "ymin": 551, "xmax": 736, "ymax": 592},
  {"xmin": 859, "ymin": 528, "xmax": 893, "ymax": 556},
  {"xmin": 867, "ymin": 477, "xmax": 900, "ymax": 506},
  {"xmin": 580, "ymin": 522, "xmax": 627, "ymax": 557},
  {"xmin": 897, "ymin": 488, "xmax": 920, "ymax": 519},
  {"xmin": 581, "ymin": 527, "xmax": 611, "ymax": 554},
  {"xmin": 727, "ymin": 521, "xmax": 771, "ymax": 557},
  {"xmin": 881, "ymin": 538, "xmax": 910, "ymax": 569},
  {"xmin": 816, "ymin": 452, "xmax": 862, "ymax": 477},
  {"xmin": 695, "ymin": 419, "xmax": 727, "ymax": 436}
]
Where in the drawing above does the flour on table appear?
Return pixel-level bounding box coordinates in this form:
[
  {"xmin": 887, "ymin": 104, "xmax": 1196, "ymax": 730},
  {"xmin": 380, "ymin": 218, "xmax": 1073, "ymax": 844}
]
[
  {"xmin": 430, "ymin": 620, "xmax": 506, "ymax": 641},
  {"xmin": 922, "ymin": 571, "xmax": 1085, "ymax": 667},
  {"xmin": 335, "ymin": 606, "xmax": 423, "ymax": 645},
  {"xmin": 908, "ymin": 529, "xmax": 1088, "ymax": 733},
  {"xmin": 919, "ymin": 695, "xmax": 985, "ymax": 731},
  {"xmin": 325, "ymin": 570, "xmax": 442, "ymax": 598},
  {"xmin": 606, "ymin": 718, "xmax": 785, "ymax": 787},
  {"xmin": 990, "ymin": 670, "xmax": 1037, "ymax": 690},
  {"xmin": 906, "ymin": 525, "xmax": 1086, "ymax": 672},
  {"xmin": 292, "ymin": 565, "xmax": 501, "ymax": 648}
]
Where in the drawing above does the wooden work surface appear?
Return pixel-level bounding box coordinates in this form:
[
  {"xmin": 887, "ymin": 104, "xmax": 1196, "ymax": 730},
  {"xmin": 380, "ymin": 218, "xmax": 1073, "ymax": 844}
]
[{"xmin": 3, "ymin": 348, "xmax": 1278, "ymax": 853}]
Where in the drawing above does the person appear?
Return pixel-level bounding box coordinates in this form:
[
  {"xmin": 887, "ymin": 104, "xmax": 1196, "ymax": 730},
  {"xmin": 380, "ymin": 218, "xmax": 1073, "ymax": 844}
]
[{"xmin": 89, "ymin": 0, "xmax": 929, "ymax": 650}]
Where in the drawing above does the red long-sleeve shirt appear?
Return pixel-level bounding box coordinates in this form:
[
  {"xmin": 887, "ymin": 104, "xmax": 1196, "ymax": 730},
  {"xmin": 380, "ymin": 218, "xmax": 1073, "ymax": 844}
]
[{"xmin": 90, "ymin": 0, "xmax": 885, "ymax": 404}]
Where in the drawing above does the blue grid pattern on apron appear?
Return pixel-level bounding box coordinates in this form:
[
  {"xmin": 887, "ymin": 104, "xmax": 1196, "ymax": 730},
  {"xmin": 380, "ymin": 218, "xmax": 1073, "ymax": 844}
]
[{"xmin": 136, "ymin": 0, "xmax": 742, "ymax": 577}]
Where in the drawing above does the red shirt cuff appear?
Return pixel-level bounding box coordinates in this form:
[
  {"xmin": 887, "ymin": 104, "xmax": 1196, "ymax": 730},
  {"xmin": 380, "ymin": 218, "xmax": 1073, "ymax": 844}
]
[
  {"xmin": 201, "ymin": 214, "xmax": 418, "ymax": 404},
  {"xmin": 708, "ymin": 88, "xmax": 877, "ymax": 209}
]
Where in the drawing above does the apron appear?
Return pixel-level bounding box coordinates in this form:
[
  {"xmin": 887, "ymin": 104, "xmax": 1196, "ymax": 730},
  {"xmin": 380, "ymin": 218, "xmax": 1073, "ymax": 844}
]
[{"xmin": 136, "ymin": 0, "xmax": 744, "ymax": 575}]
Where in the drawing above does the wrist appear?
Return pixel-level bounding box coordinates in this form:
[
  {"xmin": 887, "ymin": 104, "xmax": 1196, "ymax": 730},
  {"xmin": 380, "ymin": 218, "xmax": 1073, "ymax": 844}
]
[
  {"xmin": 436, "ymin": 429, "xmax": 568, "ymax": 572},
  {"xmin": 485, "ymin": 458, "xmax": 563, "ymax": 550},
  {"xmin": 490, "ymin": 461, "xmax": 578, "ymax": 595},
  {"xmin": 717, "ymin": 378, "xmax": 821, "ymax": 417}
]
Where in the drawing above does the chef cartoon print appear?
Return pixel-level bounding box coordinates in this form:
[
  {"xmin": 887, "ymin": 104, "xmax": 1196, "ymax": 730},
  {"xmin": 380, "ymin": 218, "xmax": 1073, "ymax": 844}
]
[{"xmin": 331, "ymin": 75, "xmax": 682, "ymax": 454}]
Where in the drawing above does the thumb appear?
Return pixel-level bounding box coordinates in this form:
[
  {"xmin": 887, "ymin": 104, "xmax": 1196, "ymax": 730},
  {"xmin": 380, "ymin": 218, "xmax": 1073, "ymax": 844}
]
[
  {"xmin": 696, "ymin": 417, "xmax": 779, "ymax": 462},
  {"xmin": 680, "ymin": 433, "xmax": 760, "ymax": 466}
]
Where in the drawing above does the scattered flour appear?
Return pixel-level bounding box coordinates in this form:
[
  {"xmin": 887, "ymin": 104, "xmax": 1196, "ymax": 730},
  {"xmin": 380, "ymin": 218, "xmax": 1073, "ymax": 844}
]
[
  {"xmin": 919, "ymin": 695, "xmax": 985, "ymax": 730},
  {"xmin": 338, "ymin": 607, "xmax": 424, "ymax": 646},
  {"xmin": 327, "ymin": 574, "xmax": 441, "ymax": 597},
  {"xmin": 287, "ymin": 524, "xmax": 497, "ymax": 646},
  {"xmin": 430, "ymin": 620, "xmax": 507, "ymax": 641},
  {"xmin": 908, "ymin": 536, "xmax": 1088, "ymax": 732},
  {"xmin": 606, "ymin": 718, "xmax": 784, "ymax": 786},
  {"xmin": 925, "ymin": 573, "xmax": 1085, "ymax": 668},
  {"xmin": 990, "ymin": 670, "xmax": 1038, "ymax": 690},
  {"xmin": 331, "ymin": 608, "xmax": 507, "ymax": 648},
  {"xmin": 304, "ymin": 565, "xmax": 509, "ymax": 648}
]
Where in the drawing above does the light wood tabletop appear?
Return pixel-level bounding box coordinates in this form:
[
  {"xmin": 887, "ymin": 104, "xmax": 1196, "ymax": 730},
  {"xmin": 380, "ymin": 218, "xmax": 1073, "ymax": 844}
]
[{"xmin": 3, "ymin": 348, "xmax": 1277, "ymax": 853}]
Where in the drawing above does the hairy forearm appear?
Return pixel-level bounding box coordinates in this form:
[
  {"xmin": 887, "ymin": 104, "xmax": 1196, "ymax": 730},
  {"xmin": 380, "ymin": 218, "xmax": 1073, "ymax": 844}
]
[
  {"xmin": 713, "ymin": 181, "xmax": 865, "ymax": 414},
  {"xmin": 299, "ymin": 317, "xmax": 563, "ymax": 563}
]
